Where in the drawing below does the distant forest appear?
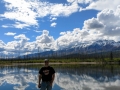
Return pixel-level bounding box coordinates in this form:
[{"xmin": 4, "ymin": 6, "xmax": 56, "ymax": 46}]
[{"xmin": 0, "ymin": 49, "xmax": 120, "ymax": 63}]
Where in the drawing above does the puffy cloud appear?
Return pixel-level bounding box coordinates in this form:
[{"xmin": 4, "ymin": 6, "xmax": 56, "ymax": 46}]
[
  {"xmin": 0, "ymin": 40, "xmax": 5, "ymax": 46},
  {"xmin": 80, "ymin": 0, "xmax": 120, "ymax": 11},
  {"xmin": 36, "ymin": 30, "xmax": 54, "ymax": 43},
  {"xmin": 1, "ymin": 0, "xmax": 120, "ymax": 29},
  {"xmin": 0, "ymin": 68, "xmax": 38, "ymax": 90},
  {"xmin": 50, "ymin": 17, "xmax": 57, "ymax": 21},
  {"xmin": 67, "ymin": 0, "xmax": 75, "ymax": 3},
  {"xmin": 55, "ymin": 72, "xmax": 120, "ymax": 90},
  {"xmin": 2, "ymin": 22, "xmax": 30, "ymax": 29},
  {"xmin": 56, "ymin": 28, "xmax": 84, "ymax": 49},
  {"xmin": 0, "ymin": 30, "xmax": 57, "ymax": 56},
  {"xmin": 1, "ymin": 5, "xmax": 120, "ymax": 56},
  {"xmin": 43, "ymin": 30, "xmax": 49, "ymax": 35},
  {"xmin": 6, "ymin": 41, "xmax": 18, "ymax": 51},
  {"xmin": 35, "ymin": 30, "xmax": 57, "ymax": 51},
  {"xmin": 13, "ymin": 22, "xmax": 30, "ymax": 29},
  {"xmin": 50, "ymin": 2, "xmax": 79, "ymax": 17},
  {"xmin": 0, "ymin": 0, "xmax": 116, "ymax": 31},
  {"xmin": 13, "ymin": 34, "xmax": 30, "ymax": 53},
  {"xmin": 2, "ymin": 25, "xmax": 9, "ymax": 28},
  {"xmin": 0, "ymin": 40, "xmax": 6, "ymax": 51},
  {"xmin": 0, "ymin": 0, "xmax": 80, "ymax": 29},
  {"xmin": 14, "ymin": 34, "xmax": 30, "ymax": 41},
  {"xmin": 55, "ymin": 5, "xmax": 120, "ymax": 50},
  {"xmin": 23, "ymin": 42, "xmax": 37, "ymax": 52},
  {"xmin": 4, "ymin": 32, "xmax": 16, "ymax": 36},
  {"xmin": 50, "ymin": 22, "xmax": 57, "ymax": 27},
  {"xmin": 115, "ymin": 5, "xmax": 120, "ymax": 16},
  {"xmin": 97, "ymin": 9, "xmax": 118, "ymax": 24},
  {"xmin": 82, "ymin": 6, "xmax": 120, "ymax": 41},
  {"xmin": 83, "ymin": 18, "xmax": 104, "ymax": 29},
  {"xmin": 67, "ymin": 0, "xmax": 93, "ymax": 4},
  {"xmin": 34, "ymin": 30, "xmax": 42, "ymax": 33},
  {"xmin": 0, "ymin": 67, "xmax": 120, "ymax": 90}
]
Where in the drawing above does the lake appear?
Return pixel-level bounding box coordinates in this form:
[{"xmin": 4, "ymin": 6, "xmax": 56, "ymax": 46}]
[{"xmin": 0, "ymin": 64, "xmax": 120, "ymax": 90}]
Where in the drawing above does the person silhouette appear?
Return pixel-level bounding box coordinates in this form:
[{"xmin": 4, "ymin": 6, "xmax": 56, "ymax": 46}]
[{"xmin": 38, "ymin": 59, "xmax": 55, "ymax": 90}]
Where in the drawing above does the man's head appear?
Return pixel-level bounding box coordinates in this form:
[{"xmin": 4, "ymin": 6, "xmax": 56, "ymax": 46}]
[{"xmin": 44, "ymin": 59, "xmax": 49, "ymax": 66}]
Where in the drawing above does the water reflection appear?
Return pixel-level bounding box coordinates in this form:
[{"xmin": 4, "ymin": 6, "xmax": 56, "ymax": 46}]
[{"xmin": 0, "ymin": 65, "xmax": 120, "ymax": 90}]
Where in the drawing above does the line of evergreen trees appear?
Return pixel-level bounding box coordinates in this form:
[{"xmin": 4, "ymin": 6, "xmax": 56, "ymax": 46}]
[{"xmin": 0, "ymin": 49, "xmax": 120, "ymax": 63}]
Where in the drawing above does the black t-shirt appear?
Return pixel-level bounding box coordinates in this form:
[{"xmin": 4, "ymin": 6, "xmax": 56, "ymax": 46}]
[{"xmin": 39, "ymin": 66, "xmax": 55, "ymax": 81}]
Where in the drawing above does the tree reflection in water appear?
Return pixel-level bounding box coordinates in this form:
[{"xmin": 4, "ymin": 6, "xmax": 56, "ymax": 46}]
[{"xmin": 0, "ymin": 64, "xmax": 120, "ymax": 90}]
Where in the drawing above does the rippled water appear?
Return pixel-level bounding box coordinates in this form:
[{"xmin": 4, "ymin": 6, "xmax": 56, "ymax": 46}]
[{"xmin": 0, "ymin": 64, "xmax": 120, "ymax": 90}]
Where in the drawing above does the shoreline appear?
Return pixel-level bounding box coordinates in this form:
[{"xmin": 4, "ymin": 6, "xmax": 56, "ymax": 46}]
[{"xmin": 1, "ymin": 61, "xmax": 119, "ymax": 66}]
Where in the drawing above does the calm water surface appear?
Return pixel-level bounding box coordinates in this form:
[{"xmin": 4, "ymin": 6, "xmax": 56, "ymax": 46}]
[{"xmin": 0, "ymin": 64, "xmax": 120, "ymax": 90}]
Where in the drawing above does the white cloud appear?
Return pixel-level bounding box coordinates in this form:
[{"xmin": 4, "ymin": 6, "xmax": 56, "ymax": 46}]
[
  {"xmin": 80, "ymin": 0, "xmax": 120, "ymax": 11},
  {"xmin": 50, "ymin": 2, "xmax": 79, "ymax": 17},
  {"xmin": 43, "ymin": 30, "xmax": 49, "ymax": 35},
  {"xmin": 67, "ymin": 0, "xmax": 117, "ymax": 12},
  {"xmin": 55, "ymin": 72, "xmax": 120, "ymax": 90},
  {"xmin": 14, "ymin": 34, "xmax": 30, "ymax": 40},
  {"xmin": 67, "ymin": 0, "xmax": 93, "ymax": 4},
  {"xmin": 5, "ymin": 41, "xmax": 19, "ymax": 52},
  {"xmin": 2, "ymin": 24, "xmax": 14, "ymax": 28},
  {"xmin": 0, "ymin": 0, "xmax": 120, "ymax": 29},
  {"xmin": 83, "ymin": 18, "xmax": 104, "ymax": 30},
  {"xmin": 0, "ymin": 40, "xmax": 5, "ymax": 46},
  {"xmin": 4, "ymin": 32, "xmax": 16, "ymax": 36},
  {"xmin": 13, "ymin": 22, "xmax": 30, "ymax": 29},
  {"xmin": 0, "ymin": 68, "xmax": 120, "ymax": 90},
  {"xmin": 56, "ymin": 28, "xmax": 84, "ymax": 49},
  {"xmin": 0, "ymin": 30, "xmax": 57, "ymax": 56},
  {"xmin": 0, "ymin": 40, "xmax": 5, "ymax": 51},
  {"xmin": 2, "ymin": 22, "xmax": 32, "ymax": 29},
  {"xmin": 51, "ymin": 22, "xmax": 57, "ymax": 27},
  {"xmin": 67, "ymin": 0, "xmax": 75, "ymax": 3},
  {"xmin": 0, "ymin": 4, "xmax": 120, "ymax": 55},
  {"xmin": 115, "ymin": 5, "xmax": 120, "ymax": 16},
  {"xmin": 34, "ymin": 30, "xmax": 42, "ymax": 33},
  {"xmin": 2, "ymin": 25, "xmax": 9, "ymax": 28},
  {"xmin": 36, "ymin": 35, "xmax": 53, "ymax": 43},
  {"xmin": 55, "ymin": 5, "xmax": 120, "ymax": 49},
  {"xmin": 60, "ymin": 32, "xmax": 66, "ymax": 35},
  {"xmin": 82, "ymin": 6, "xmax": 120, "ymax": 41},
  {"xmin": 0, "ymin": 0, "xmax": 80, "ymax": 29},
  {"xmin": 36, "ymin": 30, "xmax": 54, "ymax": 43},
  {"xmin": 13, "ymin": 34, "xmax": 30, "ymax": 53},
  {"xmin": 33, "ymin": 30, "xmax": 57, "ymax": 51},
  {"xmin": 5, "ymin": 40, "xmax": 37, "ymax": 56},
  {"xmin": 50, "ymin": 17, "xmax": 57, "ymax": 21},
  {"xmin": 0, "ymin": 0, "xmax": 38, "ymax": 28},
  {"xmin": 0, "ymin": 68, "xmax": 38, "ymax": 90},
  {"xmin": 23, "ymin": 42, "xmax": 37, "ymax": 53}
]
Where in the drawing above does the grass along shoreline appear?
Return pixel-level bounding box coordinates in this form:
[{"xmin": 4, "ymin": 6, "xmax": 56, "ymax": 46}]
[{"xmin": 0, "ymin": 58, "xmax": 120, "ymax": 66}]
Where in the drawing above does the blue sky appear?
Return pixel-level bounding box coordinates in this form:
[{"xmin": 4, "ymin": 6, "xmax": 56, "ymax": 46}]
[{"xmin": 0, "ymin": 0, "xmax": 120, "ymax": 56}]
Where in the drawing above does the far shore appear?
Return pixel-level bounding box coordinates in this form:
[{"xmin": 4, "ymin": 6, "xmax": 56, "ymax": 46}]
[{"xmin": 1, "ymin": 61, "xmax": 119, "ymax": 66}]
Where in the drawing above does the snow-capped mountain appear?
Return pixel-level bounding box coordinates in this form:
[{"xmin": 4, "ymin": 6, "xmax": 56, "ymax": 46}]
[
  {"xmin": 17, "ymin": 40, "xmax": 120, "ymax": 59},
  {"xmin": 60, "ymin": 40, "xmax": 120, "ymax": 54},
  {"xmin": 86, "ymin": 40, "xmax": 120, "ymax": 53},
  {"xmin": 91, "ymin": 40, "xmax": 120, "ymax": 47}
]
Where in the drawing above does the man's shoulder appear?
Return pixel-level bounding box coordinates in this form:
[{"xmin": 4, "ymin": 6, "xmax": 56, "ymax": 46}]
[
  {"xmin": 49, "ymin": 66, "xmax": 54, "ymax": 69},
  {"xmin": 49, "ymin": 66, "xmax": 55, "ymax": 73},
  {"xmin": 40, "ymin": 67, "xmax": 45, "ymax": 70}
]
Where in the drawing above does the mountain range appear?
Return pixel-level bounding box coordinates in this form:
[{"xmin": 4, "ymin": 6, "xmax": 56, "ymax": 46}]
[{"xmin": 19, "ymin": 40, "xmax": 120, "ymax": 59}]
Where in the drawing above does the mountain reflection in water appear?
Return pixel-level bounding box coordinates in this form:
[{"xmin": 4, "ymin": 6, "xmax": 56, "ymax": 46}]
[{"xmin": 0, "ymin": 65, "xmax": 120, "ymax": 90}]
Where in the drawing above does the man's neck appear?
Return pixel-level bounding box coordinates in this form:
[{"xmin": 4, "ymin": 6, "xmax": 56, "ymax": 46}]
[{"xmin": 45, "ymin": 65, "xmax": 49, "ymax": 67}]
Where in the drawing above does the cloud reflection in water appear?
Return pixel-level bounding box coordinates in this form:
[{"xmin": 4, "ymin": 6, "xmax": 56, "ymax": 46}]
[{"xmin": 0, "ymin": 65, "xmax": 120, "ymax": 90}]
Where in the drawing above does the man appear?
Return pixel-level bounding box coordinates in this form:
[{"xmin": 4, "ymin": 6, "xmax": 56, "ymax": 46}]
[{"xmin": 38, "ymin": 59, "xmax": 55, "ymax": 90}]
